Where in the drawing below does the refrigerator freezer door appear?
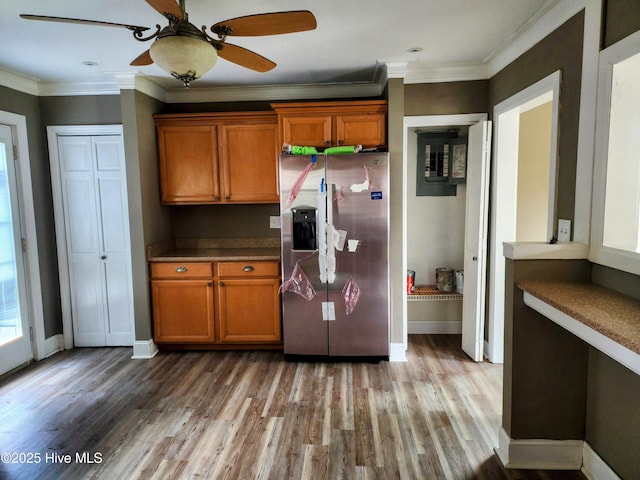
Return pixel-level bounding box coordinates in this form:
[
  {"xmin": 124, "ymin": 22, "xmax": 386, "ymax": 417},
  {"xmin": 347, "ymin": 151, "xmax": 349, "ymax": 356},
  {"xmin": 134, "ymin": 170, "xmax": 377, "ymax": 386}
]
[
  {"xmin": 326, "ymin": 153, "xmax": 389, "ymax": 356},
  {"xmin": 280, "ymin": 155, "xmax": 328, "ymax": 355}
]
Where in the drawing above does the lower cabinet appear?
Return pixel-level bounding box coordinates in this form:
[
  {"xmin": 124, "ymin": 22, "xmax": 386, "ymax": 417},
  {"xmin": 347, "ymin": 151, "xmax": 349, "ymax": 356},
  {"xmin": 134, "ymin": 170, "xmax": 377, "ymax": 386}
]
[
  {"xmin": 216, "ymin": 261, "xmax": 281, "ymax": 344},
  {"xmin": 149, "ymin": 260, "xmax": 281, "ymax": 348},
  {"xmin": 151, "ymin": 279, "xmax": 215, "ymax": 343}
]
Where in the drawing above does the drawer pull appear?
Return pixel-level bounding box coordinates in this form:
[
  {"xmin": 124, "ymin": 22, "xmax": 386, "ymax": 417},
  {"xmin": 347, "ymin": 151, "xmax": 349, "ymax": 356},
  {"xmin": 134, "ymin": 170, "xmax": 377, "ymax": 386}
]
[
  {"xmin": 243, "ymin": 265, "xmax": 255, "ymax": 272},
  {"xmin": 176, "ymin": 266, "xmax": 188, "ymax": 273}
]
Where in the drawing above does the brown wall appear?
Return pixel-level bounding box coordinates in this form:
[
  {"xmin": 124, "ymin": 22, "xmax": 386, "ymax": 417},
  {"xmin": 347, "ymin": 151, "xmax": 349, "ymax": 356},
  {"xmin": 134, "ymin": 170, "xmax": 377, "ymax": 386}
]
[
  {"xmin": 501, "ymin": 5, "xmax": 640, "ymax": 477},
  {"xmin": 603, "ymin": 0, "xmax": 640, "ymax": 48},
  {"xmin": 489, "ymin": 11, "xmax": 584, "ymax": 226},
  {"xmin": 503, "ymin": 259, "xmax": 591, "ymax": 439},
  {"xmin": 0, "ymin": 86, "xmax": 62, "ymax": 338},
  {"xmin": 119, "ymin": 90, "xmax": 169, "ymax": 340},
  {"xmin": 404, "ymin": 80, "xmax": 488, "ymax": 116}
]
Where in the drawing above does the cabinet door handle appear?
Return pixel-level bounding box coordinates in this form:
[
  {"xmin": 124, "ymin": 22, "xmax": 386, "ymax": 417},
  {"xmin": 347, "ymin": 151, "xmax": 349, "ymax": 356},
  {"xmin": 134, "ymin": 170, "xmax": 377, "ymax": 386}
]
[
  {"xmin": 225, "ymin": 195, "xmax": 231, "ymax": 200},
  {"xmin": 338, "ymin": 139, "xmax": 343, "ymax": 145},
  {"xmin": 243, "ymin": 265, "xmax": 255, "ymax": 272},
  {"xmin": 218, "ymin": 281, "xmax": 225, "ymax": 287},
  {"xmin": 325, "ymin": 140, "xmax": 331, "ymax": 147},
  {"xmin": 100, "ymin": 255, "xmax": 107, "ymax": 260},
  {"xmin": 214, "ymin": 196, "xmax": 220, "ymax": 201},
  {"xmin": 207, "ymin": 282, "xmax": 212, "ymax": 287},
  {"xmin": 176, "ymin": 266, "xmax": 188, "ymax": 273}
]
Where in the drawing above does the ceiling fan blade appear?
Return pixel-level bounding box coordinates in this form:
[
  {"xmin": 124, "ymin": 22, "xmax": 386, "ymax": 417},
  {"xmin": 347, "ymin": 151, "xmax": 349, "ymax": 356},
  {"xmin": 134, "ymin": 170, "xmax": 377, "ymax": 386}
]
[
  {"xmin": 20, "ymin": 14, "xmax": 149, "ymax": 32},
  {"xmin": 217, "ymin": 43, "xmax": 276, "ymax": 72},
  {"xmin": 145, "ymin": 0, "xmax": 183, "ymax": 20},
  {"xmin": 212, "ymin": 11, "xmax": 317, "ymax": 37},
  {"xmin": 130, "ymin": 50, "xmax": 153, "ymax": 66}
]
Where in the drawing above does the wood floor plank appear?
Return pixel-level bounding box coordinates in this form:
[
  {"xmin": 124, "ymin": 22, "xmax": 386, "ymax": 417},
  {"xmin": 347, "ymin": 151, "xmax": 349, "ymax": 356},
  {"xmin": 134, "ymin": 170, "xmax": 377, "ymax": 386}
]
[{"xmin": 0, "ymin": 335, "xmax": 587, "ymax": 480}]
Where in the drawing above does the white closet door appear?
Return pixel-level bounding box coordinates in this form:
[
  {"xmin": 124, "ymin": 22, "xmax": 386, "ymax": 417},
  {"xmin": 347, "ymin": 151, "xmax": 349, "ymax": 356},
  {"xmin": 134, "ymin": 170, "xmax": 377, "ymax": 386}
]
[
  {"xmin": 57, "ymin": 135, "xmax": 133, "ymax": 346},
  {"xmin": 461, "ymin": 121, "xmax": 492, "ymax": 362},
  {"xmin": 94, "ymin": 137, "xmax": 134, "ymax": 345}
]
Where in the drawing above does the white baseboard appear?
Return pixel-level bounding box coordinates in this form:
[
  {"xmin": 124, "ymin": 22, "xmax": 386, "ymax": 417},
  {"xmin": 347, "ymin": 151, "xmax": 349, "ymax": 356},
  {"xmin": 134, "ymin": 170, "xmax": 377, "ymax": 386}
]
[
  {"xmin": 131, "ymin": 339, "xmax": 159, "ymax": 359},
  {"xmin": 389, "ymin": 342, "xmax": 407, "ymax": 362},
  {"xmin": 582, "ymin": 443, "xmax": 621, "ymax": 480},
  {"xmin": 42, "ymin": 334, "xmax": 65, "ymax": 359},
  {"xmin": 408, "ymin": 321, "xmax": 462, "ymax": 335},
  {"xmin": 496, "ymin": 428, "xmax": 583, "ymax": 470}
]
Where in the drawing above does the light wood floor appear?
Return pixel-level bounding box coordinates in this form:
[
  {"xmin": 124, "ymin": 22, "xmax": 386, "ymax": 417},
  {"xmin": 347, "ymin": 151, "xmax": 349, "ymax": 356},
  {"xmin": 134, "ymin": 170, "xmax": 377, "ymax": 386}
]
[{"xmin": 0, "ymin": 335, "xmax": 585, "ymax": 480}]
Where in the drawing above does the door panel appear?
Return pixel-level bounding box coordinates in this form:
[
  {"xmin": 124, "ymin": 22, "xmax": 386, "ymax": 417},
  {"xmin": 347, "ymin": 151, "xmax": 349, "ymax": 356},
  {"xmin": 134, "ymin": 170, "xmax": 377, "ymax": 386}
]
[
  {"xmin": 279, "ymin": 154, "xmax": 328, "ymax": 355},
  {"xmin": 217, "ymin": 278, "xmax": 281, "ymax": 343},
  {"xmin": 57, "ymin": 134, "xmax": 134, "ymax": 347},
  {"xmin": 97, "ymin": 178, "xmax": 128, "ymax": 253},
  {"xmin": 220, "ymin": 123, "xmax": 279, "ymax": 203},
  {"xmin": 64, "ymin": 177, "xmax": 99, "ymax": 253},
  {"xmin": 0, "ymin": 124, "xmax": 32, "ymax": 374},
  {"xmin": 462, "ymin": 121, "xmax": 492, "ymax": 361},
  {"xmin": 104, "ymin": 261, "xmax": 134, "ymax": 341},
  {"xmin": 326, "ymin": 153, "xmax": 389, "ymax": 356},
  {"xmin": 69, "ymin": 262, "xmax": 105, "ymax": 345}
]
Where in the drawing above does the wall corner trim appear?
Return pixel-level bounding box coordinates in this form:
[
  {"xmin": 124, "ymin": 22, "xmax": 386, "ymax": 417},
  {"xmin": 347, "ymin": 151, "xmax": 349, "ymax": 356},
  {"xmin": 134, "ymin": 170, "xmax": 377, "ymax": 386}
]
[
  {"xmin": 389, "ymin": 342, "xmax": 408, "ymax": 362},
  {"xmin": 581, "ymin": 443, "xmax": 621, "ymax": 480},
  {"xmin": 132, "ymin": 340, "xmax": 159, "ymax": 360},
  {"xmin": 496, "ymin": 428, "xmax": 583, "ymax": 470},
  {"xmin": 42, "ymin": 335, "xmax": 65, "ymax": 360}
]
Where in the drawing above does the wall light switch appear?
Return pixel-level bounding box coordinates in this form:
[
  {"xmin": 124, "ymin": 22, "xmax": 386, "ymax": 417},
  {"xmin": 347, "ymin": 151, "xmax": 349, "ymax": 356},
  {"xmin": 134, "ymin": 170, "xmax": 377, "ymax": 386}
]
[
  {"xmin": 270, "ymin": 216, "xmax": 281, "ymax": 229},
  {"xmin": 558, "ymin": 219, "xmax": 571, "ymax": 242}
]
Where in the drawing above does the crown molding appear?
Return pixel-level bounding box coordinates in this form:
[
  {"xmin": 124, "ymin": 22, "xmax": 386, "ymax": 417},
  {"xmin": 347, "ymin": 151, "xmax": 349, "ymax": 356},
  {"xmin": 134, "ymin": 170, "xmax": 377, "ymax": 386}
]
[
  {"xmin": 36, "ymin": 81, "xmax": 122, "ymax": 97},
  {"xmin": 167, "ymin": 79, "xmax": 385, "ymax": 103},
  {"xmin": 113, "ymin": 73, "xmax": 167, "ymax": 102},
  {"xmin": 380, "ymin": 0, "xmax": 585, "ymax": 83},
  {"xmin": 0, "ymin": 67, "xmax": 386, "ymax": 102},
  {"xmin": 0, "ymin": 69, "xmax": 39, "ymax": 96},
  {"xmin": 486, "ymin": 0, "xmax": 586, "ymax": 77},
  {"xmin": 405, "ymin": 63, "xmax": 488, "ymax": 84}
]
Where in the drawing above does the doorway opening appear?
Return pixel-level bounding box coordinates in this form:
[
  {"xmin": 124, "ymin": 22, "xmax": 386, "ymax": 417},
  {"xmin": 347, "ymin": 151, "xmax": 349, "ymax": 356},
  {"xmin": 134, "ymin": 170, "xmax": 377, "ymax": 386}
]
[
  {"xmin": 402, "ymin": 113, "xmax": 488, "ymax": 359},
  {"xmin": 487, "ymin": 71, "xmax": 561, "ymax": 363},
  {"xmin": 0, "ymin": 111, "xmax": 46, "ymax": 375}
]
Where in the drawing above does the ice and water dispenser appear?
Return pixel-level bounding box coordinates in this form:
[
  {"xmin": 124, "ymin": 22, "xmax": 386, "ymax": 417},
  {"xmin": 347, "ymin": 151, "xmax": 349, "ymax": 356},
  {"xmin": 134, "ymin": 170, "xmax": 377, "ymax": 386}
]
[{"xmin": 292, "ymin": 208, "xmax": 317, "ymax": 251}]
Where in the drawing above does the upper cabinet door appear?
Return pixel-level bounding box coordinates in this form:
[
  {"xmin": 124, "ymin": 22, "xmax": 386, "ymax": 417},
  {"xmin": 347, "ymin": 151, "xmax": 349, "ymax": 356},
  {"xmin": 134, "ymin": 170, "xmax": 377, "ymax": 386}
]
[
  {"xmin": 157, "ymin": 125, "xmax": 220, "ymax": 204},
  {"xmin": 219, "ymin": 122, "xmax": 280, "ymax": 203},
  {"xmin": 281, "ymin": 115, "xmax": 332, "ymax": 148},
  {"xmin": 335, "ymin": 113, "xmax": 386, "ymax": 147},
  {"xmin": 272, "ymin": 101, "xmax": 388, "ymax": 149}
]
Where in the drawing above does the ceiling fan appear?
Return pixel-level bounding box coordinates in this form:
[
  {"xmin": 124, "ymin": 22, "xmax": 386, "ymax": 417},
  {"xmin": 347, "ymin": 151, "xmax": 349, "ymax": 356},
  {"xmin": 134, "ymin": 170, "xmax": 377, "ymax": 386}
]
[{"xmin": 20, "ymin": 0, "xmax": 317, "ymax": 87}]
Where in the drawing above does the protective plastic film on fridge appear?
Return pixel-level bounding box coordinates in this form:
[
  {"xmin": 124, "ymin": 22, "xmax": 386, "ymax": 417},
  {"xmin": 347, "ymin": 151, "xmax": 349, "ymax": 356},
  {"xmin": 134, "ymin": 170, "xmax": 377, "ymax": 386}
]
[{"xmin": 279, "ymin": 152, "xmax": 389, "ymax": 358}]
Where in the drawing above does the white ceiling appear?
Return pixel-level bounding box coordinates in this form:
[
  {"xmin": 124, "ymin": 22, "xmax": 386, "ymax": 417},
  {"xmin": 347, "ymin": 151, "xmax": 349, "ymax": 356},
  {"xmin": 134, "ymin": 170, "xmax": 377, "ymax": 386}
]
[{"xmin": 0, "ymin": 0, "xmax": 562, "ymax": 93}]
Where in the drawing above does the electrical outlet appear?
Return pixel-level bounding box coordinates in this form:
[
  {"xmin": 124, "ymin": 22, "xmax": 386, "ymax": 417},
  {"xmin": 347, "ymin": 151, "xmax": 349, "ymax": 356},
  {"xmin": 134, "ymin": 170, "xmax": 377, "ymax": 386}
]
[
  {"xmin": 558, "ymin": 219, "xmax": 571, "ymax": 242},
  {"xmin": 269, "ymin": 216, "xmax": 281, "ymax": 229}
]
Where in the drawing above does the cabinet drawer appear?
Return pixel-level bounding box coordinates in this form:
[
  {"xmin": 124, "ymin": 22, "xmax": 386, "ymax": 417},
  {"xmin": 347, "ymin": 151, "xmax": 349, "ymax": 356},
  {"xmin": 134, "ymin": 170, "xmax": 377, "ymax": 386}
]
[
  {"xmin": 150, "ymin": 262, "xmax": 213, "ymax": 279},
  {"xmin": 216, "ymin": 261, "xmax": 279, "ymax": 278}
]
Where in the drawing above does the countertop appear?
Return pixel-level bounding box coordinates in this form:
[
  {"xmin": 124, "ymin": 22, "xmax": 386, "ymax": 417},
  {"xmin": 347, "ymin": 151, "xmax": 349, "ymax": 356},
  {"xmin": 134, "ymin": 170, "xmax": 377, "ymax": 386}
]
[
  {"xmin": 517, "ymin": 280, "xmax": 640, "ymax": 356},
  {"xmin": 147, "ymin": 238, "xmax": 281, "ymax": 262}
]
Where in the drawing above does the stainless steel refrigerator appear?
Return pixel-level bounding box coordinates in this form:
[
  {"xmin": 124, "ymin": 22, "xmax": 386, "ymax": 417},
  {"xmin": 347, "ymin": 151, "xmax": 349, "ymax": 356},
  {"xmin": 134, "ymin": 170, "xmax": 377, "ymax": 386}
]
[{"xmin": 279, "ymin": 152, "xmax": 389, "ymax": 358}]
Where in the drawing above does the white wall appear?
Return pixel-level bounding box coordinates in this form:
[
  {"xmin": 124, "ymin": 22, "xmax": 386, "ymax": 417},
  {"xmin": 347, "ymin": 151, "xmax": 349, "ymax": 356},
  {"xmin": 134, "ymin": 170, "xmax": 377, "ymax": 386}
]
[{"xmin": 406, "ymin": 126, "xmax": 466, "ymax": 324}]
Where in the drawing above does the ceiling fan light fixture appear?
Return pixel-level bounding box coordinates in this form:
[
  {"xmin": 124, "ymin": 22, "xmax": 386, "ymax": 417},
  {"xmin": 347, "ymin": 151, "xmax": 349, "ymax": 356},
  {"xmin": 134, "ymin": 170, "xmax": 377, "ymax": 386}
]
[{"xmin": 149, "ymin": 35, "xmax": 218, "ymax": 87}]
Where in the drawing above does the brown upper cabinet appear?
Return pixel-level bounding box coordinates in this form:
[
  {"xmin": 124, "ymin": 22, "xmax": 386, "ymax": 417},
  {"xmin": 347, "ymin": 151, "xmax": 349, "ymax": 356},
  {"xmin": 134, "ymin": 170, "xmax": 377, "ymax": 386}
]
[
  {"xmin": 271, "ymin": 100, "xmax": 388, "ymax": 150},
  {"xmin": 155, "ymin": 112, "xmax": 279, "ymax": 204}
]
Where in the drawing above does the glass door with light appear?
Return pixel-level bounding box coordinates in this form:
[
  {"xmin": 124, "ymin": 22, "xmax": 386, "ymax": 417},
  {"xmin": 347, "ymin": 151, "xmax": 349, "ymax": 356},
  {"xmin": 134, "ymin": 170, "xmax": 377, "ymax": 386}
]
[{"xmin": 0, "ymin": 124, "xmax": 32, "ymax": 374}]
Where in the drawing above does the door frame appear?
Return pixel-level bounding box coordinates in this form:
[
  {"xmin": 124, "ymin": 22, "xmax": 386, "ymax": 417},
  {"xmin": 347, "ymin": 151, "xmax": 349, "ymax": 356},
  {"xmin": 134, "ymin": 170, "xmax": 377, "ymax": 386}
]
[
  {"xmin": 402, "ymin": 113, "xmax": 488, "ymax": 353},
  {"xmin": 47, "ymin": 124, "xmax": 128, "ymax": 349},
  {"xmin": 0, "ymin": 110, "xmax": 46, "ymax": 362},
  {"xmin": 488, "ymin": 71, "xmax": 561, "ymax": 363}
]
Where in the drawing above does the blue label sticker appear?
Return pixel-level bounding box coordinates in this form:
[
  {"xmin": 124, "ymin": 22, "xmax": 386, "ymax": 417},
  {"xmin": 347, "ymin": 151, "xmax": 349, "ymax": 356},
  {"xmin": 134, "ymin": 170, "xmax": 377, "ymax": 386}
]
[{"xmin": 371, "ymin": 191, "xmax": 383, "ymax": 200}]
